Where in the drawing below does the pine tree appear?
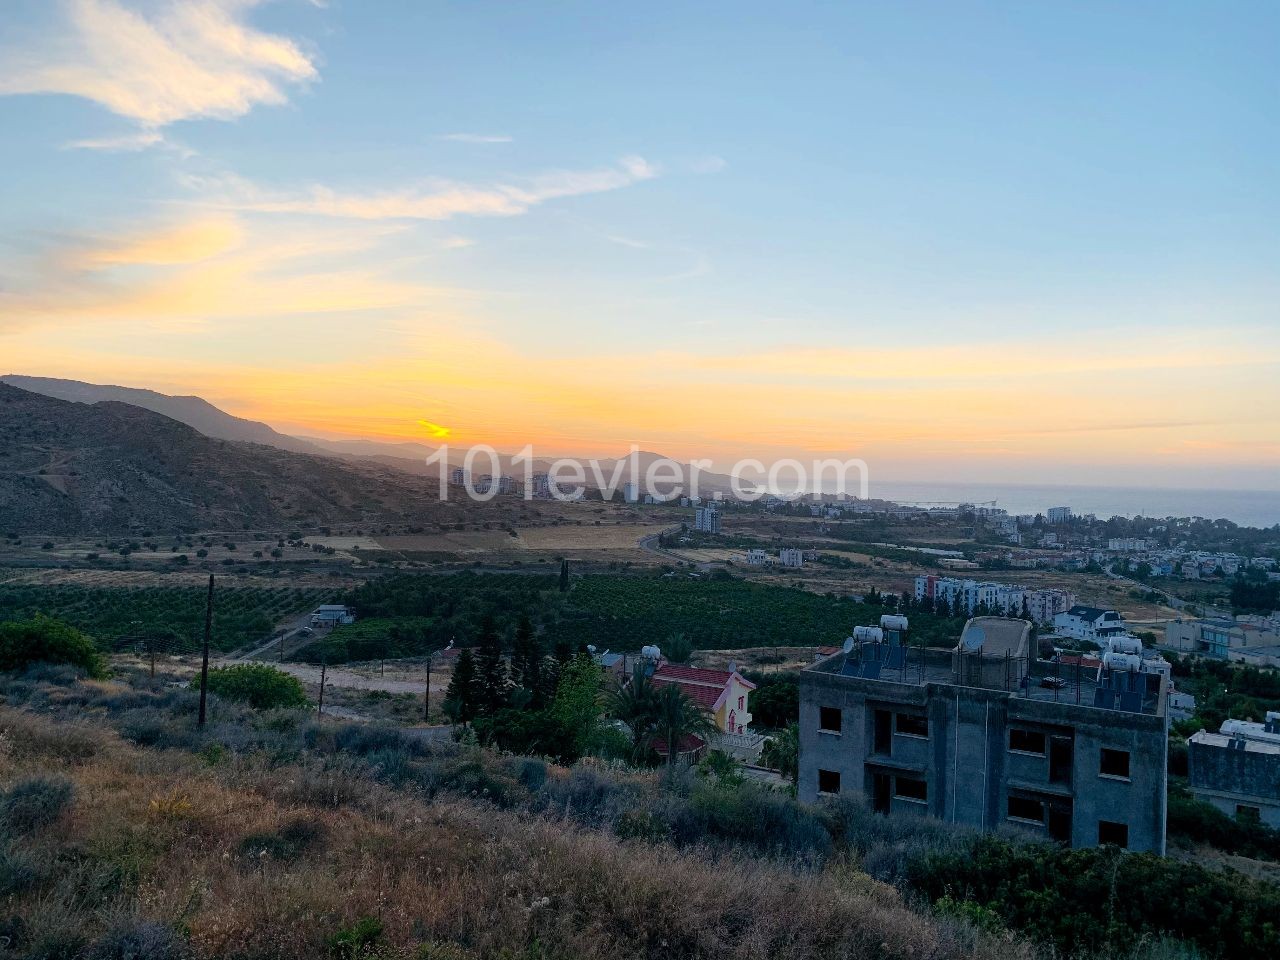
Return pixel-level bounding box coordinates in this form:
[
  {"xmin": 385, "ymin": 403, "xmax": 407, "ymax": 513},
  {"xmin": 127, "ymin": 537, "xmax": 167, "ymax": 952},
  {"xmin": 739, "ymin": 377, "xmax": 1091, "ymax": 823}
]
[
  {"xmin": 474, "ymin": 614, "xmax": 507, "ymax": 716},
  {"xmin": 444, "ymin": 648, "xmax": 478, "ymax": 724},
  {"xmin": 558, "ymin": 558, "xmax": 570, "ymax": 593}
]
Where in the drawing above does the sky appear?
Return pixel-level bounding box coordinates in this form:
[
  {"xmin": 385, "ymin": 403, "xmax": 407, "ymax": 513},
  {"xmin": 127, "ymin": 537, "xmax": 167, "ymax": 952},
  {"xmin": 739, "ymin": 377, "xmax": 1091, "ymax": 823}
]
[{"xmin": 0, "ymin": 0, "xmax": 1277, "ymax": 490}]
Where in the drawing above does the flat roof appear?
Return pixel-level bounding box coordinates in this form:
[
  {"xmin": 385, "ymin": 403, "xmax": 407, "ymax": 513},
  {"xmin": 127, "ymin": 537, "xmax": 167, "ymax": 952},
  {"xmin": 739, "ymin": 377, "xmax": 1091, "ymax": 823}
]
[{"xmin": 1190, "ymin": 731, "xmax": 1280, "ymax": 755}]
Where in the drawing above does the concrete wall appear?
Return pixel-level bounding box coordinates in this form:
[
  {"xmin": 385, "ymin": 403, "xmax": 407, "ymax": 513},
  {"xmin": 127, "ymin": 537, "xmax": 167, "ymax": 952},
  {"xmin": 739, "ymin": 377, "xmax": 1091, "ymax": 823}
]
[
  {"xmin": 1188, "ymin": 739, "xmax": 1280, "ymax": 828},
  {"xmin": 799, "ymin": 666, "xmax": 1167, "ymax": 853}
]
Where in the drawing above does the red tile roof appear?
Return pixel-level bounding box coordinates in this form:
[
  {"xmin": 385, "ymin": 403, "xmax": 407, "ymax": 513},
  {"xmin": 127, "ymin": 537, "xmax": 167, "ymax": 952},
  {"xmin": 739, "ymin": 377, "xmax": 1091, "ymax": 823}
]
[
  {"xmin": 651, "ymin": 664, "xmax": 755, "ymax": 713},
  {"xmin": 651, "ymin": 734, "xmax": 707, "ymax": 756}
]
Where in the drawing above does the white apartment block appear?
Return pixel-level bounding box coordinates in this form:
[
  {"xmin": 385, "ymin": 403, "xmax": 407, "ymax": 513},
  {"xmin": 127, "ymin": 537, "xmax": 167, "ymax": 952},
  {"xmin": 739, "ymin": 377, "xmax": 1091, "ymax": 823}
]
[
  {"xmin": 623, "ymin": 482, "xmax": 640, "ymax": 503},
  {"xmin": 778, "ymin": 548, "xmax": 805, "ymax": 568},
  {"xmin": 694, "ymin": 505, "xmax": 721, "ymax": 534},
  {"xmin": 913, "ymin": 575, "xmax": 1075, "ymax": 625},
  {"xmin": 1046, "ymin": 506, "xmax": 1072, "ymax": 524}
]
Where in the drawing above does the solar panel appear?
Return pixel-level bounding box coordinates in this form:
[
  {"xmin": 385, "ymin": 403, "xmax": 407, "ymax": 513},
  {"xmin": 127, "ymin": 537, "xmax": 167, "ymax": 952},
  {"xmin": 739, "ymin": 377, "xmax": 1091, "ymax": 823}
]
[
  {"xmin": 1093, "ymin": 688, "xmax": 1115, "ymax": 709},
  {"xmin": 861, "ymin": 661, "xmax": 883, "ymax": 680},
  {"xmin": 1119, "ymin": 691, "xmax": 1143, "ymax": 713},
  {"xmin": 886, "ymin": 647, "xmax": 906, "ymax": 670}
]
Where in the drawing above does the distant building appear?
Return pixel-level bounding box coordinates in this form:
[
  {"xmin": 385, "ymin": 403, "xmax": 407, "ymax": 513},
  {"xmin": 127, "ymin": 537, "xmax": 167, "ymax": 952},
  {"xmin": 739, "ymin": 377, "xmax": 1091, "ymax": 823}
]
[
  {"xmin": 694, "ymin": 505, "xmax": 721, "ymax": 534},
  {"xmin": 310, "ymin": 605, "xmax": 355, "ymax": 627},
  {"xmin": 1054, "ymin": 607, "xmax": 1127, "ymax": 644},
  {"xmin": 1165, "ymin": 617, "xmax": 1280, "ymax": 659},
  {"xmin": 800, "ymin": 617, "xmax": 1169, "ymax": 853},
  {"xmin": 745, "ymin": 548, "xmax": 770, "ymax": 566},
  {"xmin": 778, "ymin": 548, "xmax": 804, "ymax": 568},
  {"xmin": 623, "ymin": 482, "xmax": 640, "ymax": 503},
  {"xmin": 448, "ymin": 467, "xmax": 468, "ymax": 486},
  {"xmin": 1188, "ymin": 715, "xmax": 1280, "ymax": 827},
  {"xmin": 1046, "ymin": 506, "xmax": 1073, "ymax": 524}
]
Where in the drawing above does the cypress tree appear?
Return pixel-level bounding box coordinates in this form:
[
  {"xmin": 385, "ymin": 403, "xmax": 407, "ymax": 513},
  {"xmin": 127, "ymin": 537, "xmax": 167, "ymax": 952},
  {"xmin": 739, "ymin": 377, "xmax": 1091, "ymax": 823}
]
[
  {"xmin": 511, "ymin": 614, "xmax": 542, "ymax": 700},
  {"xmin": 474, "ymin": 614, "xmax": 507, "ymax": 715},
  {"xmin": 444, "ymin": 648, "xmax": 478, "ymax": 723},
  {"xmin": 558, "ymin": 558, "xmax": 570, "ymax": 593}
]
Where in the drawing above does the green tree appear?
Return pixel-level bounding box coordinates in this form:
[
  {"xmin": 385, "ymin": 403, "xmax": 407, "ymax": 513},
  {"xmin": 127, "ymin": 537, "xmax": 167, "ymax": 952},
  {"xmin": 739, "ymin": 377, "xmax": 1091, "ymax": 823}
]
[
  {"xmin": 0, "ymin": 615, "xmax": 105, "ymax": 678},
  {"xmin": 558, "ymin": 558, "xmax": 570, "ymax": 593},
  {"xmin": 473, "ymin": 615, "xmax": 507, "ymax": 716},
  {"xmin": 510, "ymin": 614, "xmax": 542, "ymax": 700},
  {"xmin": 664, "ymin": 632, "xmax": 693, "ymax": 664},
  {"xmin": 760, "ymin": 722, "xmax": 799, "ymax": 782},
  {"xmin": 654, "ymin": 681, "xmax": 714, "ymax": 775},
  {"xmin": 605, "ymin": 663, "xmax": 660, "ymax": 762},
  {"xmin": 194, "ymin": 663, "xmax": 308, "ymax": 709},
  {"xmin": 443, "ymin": 648, "xmax": 479, "ymax": 724},
  {"xmin": 548, "ymin": 653, "xmax": 604, "ymax": 760}
]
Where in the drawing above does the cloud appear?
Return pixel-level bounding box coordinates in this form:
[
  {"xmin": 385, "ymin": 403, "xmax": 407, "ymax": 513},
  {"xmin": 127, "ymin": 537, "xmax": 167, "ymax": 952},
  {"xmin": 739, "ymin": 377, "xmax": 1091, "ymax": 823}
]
[
  {"xmin": 63, "ymin": 130, "xmax": 165, "ymax": 152},
  {"xmin": 439, "ymin": 133, "xmax": 513, "ymax": 144},
  {"xmin": 204, "ymin": 156, "xmax": 659, "ymax": 221},
  {"xmin": 0, "ymin": 0, "xmax": 317, "ymax": 127},
  {"xmin": 0, "ymin": 213, "xmax": 429, "ymax": 331}
]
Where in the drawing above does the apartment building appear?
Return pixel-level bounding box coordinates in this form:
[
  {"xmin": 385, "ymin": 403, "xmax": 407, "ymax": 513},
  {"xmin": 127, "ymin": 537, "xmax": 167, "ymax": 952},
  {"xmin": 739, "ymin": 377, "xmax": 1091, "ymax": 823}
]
[
  {"xmin": 799, "ymin": 617, "xmax": 1168, "ymax": 853},
  {"xmin": 913, "ymin": 575, "xmax": 1075, "ymax": 625},
  {"xmin": 1165, "ymin": 617, "xmax": 1280, "ymax": 659},
  {"xmin": 778, "ymin": 548, "xmax": 805, "ymax": 568},
  {"xmin": 693, "ymin": 505, "xmax": 721, "ymax": 534},
  {"xmin": 1047, "ymin": 506, "xmax": 1073, "ymax": 524}
]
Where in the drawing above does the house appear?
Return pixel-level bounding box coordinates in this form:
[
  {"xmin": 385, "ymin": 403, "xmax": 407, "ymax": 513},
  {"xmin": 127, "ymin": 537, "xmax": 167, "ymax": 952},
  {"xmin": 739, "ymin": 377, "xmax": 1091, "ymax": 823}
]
[
  {"xmin": 778, "ymin": 548, "xmax": 804, "ymax": 568},
  {"xmin": 310, "ymin": 605, "xmax": 355, "ymax": 628},
  {"xmin": 651, "ymin": 663, "xmax": 756, "ymax": 735},
  {"xmin": 1054, "ymin": 607, "xmax": 1127, "ymax": 644}
]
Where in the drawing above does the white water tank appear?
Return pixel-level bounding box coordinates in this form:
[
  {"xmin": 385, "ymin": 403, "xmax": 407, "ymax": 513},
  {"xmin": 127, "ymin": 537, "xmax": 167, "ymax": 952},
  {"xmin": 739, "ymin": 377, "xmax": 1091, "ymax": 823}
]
[
  {"xmin": 854, "ymin": 626, "xmax": 884, "ymax": 643},
  {"xmin": 880, "ymin": 614, "xmax": 909, "ymax": 633},
  {"xmin": 1105, "ymin": 635, "xmax": 1143, "ymax": 656},
  {"xmin": 641, "ymin": 645, "xmax": 662, "ymax": 660},
  {"xmin": 1102, "ymin": 652, "xmax": 1142, "ymax": 673}
]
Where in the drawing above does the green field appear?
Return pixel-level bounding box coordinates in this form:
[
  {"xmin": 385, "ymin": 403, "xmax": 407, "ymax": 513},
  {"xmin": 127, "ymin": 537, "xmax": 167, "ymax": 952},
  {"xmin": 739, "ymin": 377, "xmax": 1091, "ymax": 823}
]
[{"xmin": 0, "ymin": 583, "xmax": 332, "ymax": 652}]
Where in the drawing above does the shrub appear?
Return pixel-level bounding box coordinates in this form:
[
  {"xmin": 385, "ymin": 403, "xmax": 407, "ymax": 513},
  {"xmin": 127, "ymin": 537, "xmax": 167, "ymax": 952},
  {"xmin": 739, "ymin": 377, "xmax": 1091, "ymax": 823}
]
[
  {"xmin": 87, "ymin": 920, "xmax": 191, "ymax": 960},
  {"xmin": 0, "ymin": 615, "xmax": 106, "ymax": 678},
  {"xmin": 0, "ymin": 843, "xmax": 43, "ymax": 895},
  {"xmin": 326, "ymin": 916, "xmax": 382, "ymax": 960},
  {"xmin": 194, "ymin": 664, "xmax": 308, "ymax": 710},
  {"xmin": 237, "ymin": 820, "xmax": 324, "ymax": 862},
  {"xmin": 0, "ymin": 775, "xmax": 74, "ymax": 835}
]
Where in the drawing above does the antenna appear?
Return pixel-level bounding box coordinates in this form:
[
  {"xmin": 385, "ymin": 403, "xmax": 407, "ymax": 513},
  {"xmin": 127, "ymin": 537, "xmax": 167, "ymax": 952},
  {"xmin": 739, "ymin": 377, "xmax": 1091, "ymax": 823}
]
[{"xmin": 842, "ymin": 637, "xmax": 855, "ymax": 655}]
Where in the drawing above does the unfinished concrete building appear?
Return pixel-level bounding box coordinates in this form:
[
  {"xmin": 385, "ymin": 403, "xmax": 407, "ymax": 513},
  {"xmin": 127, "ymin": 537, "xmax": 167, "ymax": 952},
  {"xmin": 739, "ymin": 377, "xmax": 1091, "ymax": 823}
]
[{"xmin": 799, "ymin": 617, "xmax": 1168, "ymax": 853}]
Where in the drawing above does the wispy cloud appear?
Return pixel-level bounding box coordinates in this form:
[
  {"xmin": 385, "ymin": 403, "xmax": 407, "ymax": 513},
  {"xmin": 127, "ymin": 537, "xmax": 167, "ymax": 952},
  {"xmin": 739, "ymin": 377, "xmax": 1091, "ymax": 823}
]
[
  {"xmin": 63, "ymin": 130, "xmax": 164, "ymax": 152},
  {"xmin": 0, "ymin": 0, "xmax": 317, "ymax": 127},
  {"xmin": 439, "ymin": 133, "xmax": 513, "ymax": 144},
  {"xmin": 195, "ymin": 156, "xmax": 659, "ymax": 221}
]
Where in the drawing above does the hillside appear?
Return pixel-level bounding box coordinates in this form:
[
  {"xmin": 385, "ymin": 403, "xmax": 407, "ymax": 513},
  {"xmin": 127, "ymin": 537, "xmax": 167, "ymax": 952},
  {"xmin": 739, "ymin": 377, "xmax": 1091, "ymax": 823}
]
[
  {"xmin": 3, "ymin": 375, "xmax": 746, "ymax": 493},
  {"xmin": 0, "ymin": 374, "xmax": 325, "ymax": 455},
  {"xmin": 0, "ymin": 383, "xmax": 464, "ymax": 535}
]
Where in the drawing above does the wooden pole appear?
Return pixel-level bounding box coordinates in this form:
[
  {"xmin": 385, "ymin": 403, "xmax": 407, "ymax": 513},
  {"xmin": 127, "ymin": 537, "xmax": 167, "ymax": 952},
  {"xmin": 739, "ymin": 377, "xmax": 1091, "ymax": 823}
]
[
  {"xmin": 424, "ymin": 654, "xmax": 432, "ymax": 722},
  {"xmin": 197, "ymin": 574, "xmax": 214, "ymax": 727},
  {"xmin": 318, "ymin": 660, "xmax": 327, "ymax": 715}
]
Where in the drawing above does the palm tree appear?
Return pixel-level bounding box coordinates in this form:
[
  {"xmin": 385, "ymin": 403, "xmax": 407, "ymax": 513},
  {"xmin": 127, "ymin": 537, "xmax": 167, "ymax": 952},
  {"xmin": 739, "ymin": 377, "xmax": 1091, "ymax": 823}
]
[
  {"xmin": 654, "ymin": 682, "xmax": 714, "ymax": 776},
  {"xmin": 605, "ymin": 664, "xmax": 659, "ymax": 762}
]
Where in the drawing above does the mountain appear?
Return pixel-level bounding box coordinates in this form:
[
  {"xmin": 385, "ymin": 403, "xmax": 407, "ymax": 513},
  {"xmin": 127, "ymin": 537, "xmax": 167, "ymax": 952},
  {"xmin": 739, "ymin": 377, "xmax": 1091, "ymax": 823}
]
[
  {"xmin": 3, "ymin": 374, "xmax": 745, "ymax": 495},
  {"xmin": 0, "ymin": 383, "xmax": 470, "ymax": 535},
  {"xmin": 0, "ymin": 375, "xmax": 327, "ymax": 456}
]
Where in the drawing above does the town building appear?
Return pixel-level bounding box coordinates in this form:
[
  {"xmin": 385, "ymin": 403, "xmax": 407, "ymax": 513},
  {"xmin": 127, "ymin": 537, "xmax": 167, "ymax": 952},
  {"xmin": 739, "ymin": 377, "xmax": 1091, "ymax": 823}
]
[
  {"xmin": 1046, "ymin": 506, "xmax": 1073, "ymax": 524},
  {"xmin": 448, "ymin": 467, "xmax": 468, "ymax": 486},
  {"xmin": 1165, "ymin": 617, "xmax": 1280, "ymax": 659},
  {"xmin": 1054, "ymin": 606, "xmax": 1128, "ymax": 644},
  {"xmin": 744, "ymin": 548, "xmax": 771, "ymax": 566},
  {"xmin": 693, "ymin": 504, "xmax": 721, "ymax": 534},
  {"xmin": 913, "ymin": 576, "xmax": 1074, "ymax": 625},
  {"xmin": 623, "ymin": 482, "xmax": 640, "ymax": 503},
  {"xmin": 309, "ymin": 605, "xmax": 355, "ymax": 628},
  {"xmin": 1188, "ymin": 715, "xmax": 1280, "ymax": 827},
  {"xmin": 799, "ymin": 617, "xmax": 1169, "ymax": 853},
  {"xmin": 778, "ymin": 548, "xmax": 804, "ymax": 568}
]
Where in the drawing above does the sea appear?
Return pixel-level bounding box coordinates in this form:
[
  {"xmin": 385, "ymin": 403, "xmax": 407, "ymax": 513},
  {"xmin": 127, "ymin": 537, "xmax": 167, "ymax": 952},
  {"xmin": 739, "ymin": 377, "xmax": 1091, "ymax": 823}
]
[{"xmin": 858, "ymin": 481, "xmax": 1280, "ymax": 529}]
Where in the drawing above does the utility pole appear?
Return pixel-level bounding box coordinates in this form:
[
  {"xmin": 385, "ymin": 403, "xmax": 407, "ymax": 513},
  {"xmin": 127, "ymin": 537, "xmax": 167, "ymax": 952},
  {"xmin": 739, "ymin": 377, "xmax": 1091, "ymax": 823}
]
[
  {"xmin": 318, "ymin": 659, "xmax": 327, "ymax": 715},
  {"xmin": 423, "ymin": 652, "xmax": 432, "ymax": 721},
  {"xmin": 197, "ymin": 574, "xmax": 214, "ymax": 727}
]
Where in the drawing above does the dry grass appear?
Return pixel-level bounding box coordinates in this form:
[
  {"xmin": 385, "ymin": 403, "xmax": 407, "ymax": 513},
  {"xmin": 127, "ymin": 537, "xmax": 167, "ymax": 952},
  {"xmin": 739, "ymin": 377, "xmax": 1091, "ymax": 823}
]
[{"xmin": 0, "ymin": 705, "xmax": 1028, "ymax": 960}]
